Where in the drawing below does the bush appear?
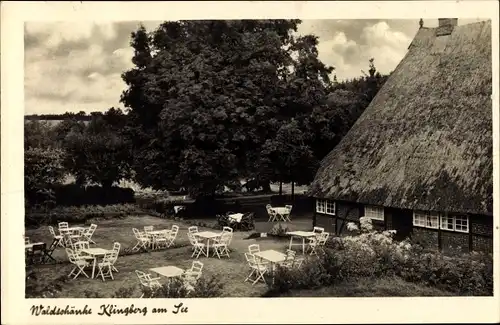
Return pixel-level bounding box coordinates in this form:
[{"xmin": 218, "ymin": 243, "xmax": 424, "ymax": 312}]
[
  {"xmin": 268, "ymin": 223, "xmax": 289, "ymax": 237},
  {"xmin": 265, "ymin": 220, "xmax": 493, "ymax": 297},
  {"xmin": 53, "ymin": 184, "xmax": 135, "ymax": 206},
  {"xmin": 25, "ymin": 148, "xmax": 66, "ymax": 207},
  {"xmin": 25, "ymin": 204, "xmax": 144, "ymax": 227}
]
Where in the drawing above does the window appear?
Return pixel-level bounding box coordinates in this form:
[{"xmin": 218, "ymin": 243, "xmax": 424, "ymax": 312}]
[
  {"xmin": 316, "ymin": 199, "xmax": 335, "ymax": 215},
  {"xmin": 413, "ymin": 210, "xmax": 439, "ymax": 229},
  {"xmin": 440, "ymin": 213, "xmax": 469, "ymax": 233},
  {"xmin": 365, "ymin": 205, "xmax": 384, "ymax": 221}
]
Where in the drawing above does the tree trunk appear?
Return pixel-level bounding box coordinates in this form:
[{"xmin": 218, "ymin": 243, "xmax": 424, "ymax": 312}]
[
  {"xmin": 279, "ymin": 181, "xmax": 283, "ymax": 196},
  {"xmin": 261, "ymin": 180, "xmax": 272, "ymax": 193}
]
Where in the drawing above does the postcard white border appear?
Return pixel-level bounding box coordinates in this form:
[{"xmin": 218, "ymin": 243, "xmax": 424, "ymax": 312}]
[{"xmin": 2, "ymin": 1, "xmax": 499, "ymax": 324}]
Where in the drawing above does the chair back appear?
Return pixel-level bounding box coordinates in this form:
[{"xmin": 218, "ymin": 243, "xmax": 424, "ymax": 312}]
[
  {"xmin": 285, "ymin": 205, "xmax": 293, "ymax": 213},
  {"xmin": 313, "ymin": 226, "xmax": 325, "ymax": 233},
  {"xmin": 113, "ymin": 242, "xmax": 121, "ymax": 253},
  {"xmin": 171, "ymin": 225, "xmax": 179, "ymax": 235},
  {"xmin": 222, "ymin": 226, "xmax": 233, "ymax": 233},
  {"xmin": 135, "ymin": 270, "xmax": 150, "ymax": 286},
  {"xmin": 187, "ymin": 232, "xmax": 198, "ymax": 246},
  {"xmin": 244, "ymin": 252, "xmax": 257, "ymax": 266},
  {"xmin": 144, "ymin": 226, "xmax": 154, "ymax": 233},
  {"xmin": 248, "ymin": 244, "xmax": 260, "ymax": 255},
  {"xmin": 188, "ymin": 226, "xmax": 198, "ymax": 234},
  {"xmin": 190, "ymin": 261, "xmax": 204, "ymax": 274},
  {"xmin": 132, "ymin": 228, "xmax": 141, "ymax": 238},
  {"xmin": 265, "ymin": 204, "xmax": 274, "ymax": 214},
  {"xmin": 74, "ymin": 241, "xmax": 89, "ymax": 252},
  {"xmin": 87, "ymin": 224, "xmax": 97, "ymax": 235},
  {"xmin": 318, "ymin": 232, "xmax": 330, "ymax": 245},
  {"xmin": 220, "ymin": 232, "xmax": 232, "ymax": 245},
  {"xmin": 102, "ymin": 251, "xmax": 115, "ymax": 264},
  {"xmin": 48, "ymin": 226, "xmax": 57, "ymax": 237},
  {"xmin": 59, "ymin": 222, "xmax": 69, "ymax": 229},
  {"xmin": 65, "ymin": 248, "xmax": 78, "ymax": 263},
  {"xmin": 63, "ymin": 234, "xmax": 75, "ymax": 249}
]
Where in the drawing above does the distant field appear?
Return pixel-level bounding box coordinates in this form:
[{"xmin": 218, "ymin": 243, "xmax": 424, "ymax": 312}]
[{"xmin": 24, "ymin": 119, "xmax": 90, "ymax": 126}]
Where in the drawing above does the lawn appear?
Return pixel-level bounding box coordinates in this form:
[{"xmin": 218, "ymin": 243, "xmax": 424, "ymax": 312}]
[{"xmin": 25, "ymin": 215, "xmax": 304, "ymax": 298}]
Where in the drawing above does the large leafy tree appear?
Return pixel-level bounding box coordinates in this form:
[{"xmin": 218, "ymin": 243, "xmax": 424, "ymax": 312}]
[{"xmin": 62, "ymin": 108, "xmax": 132, "ymax": 189}]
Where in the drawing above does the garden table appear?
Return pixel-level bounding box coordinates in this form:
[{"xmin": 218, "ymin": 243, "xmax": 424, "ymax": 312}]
[
  {"xmin": 254, "ymin": 249, "xmax": 287, "ymax": 283},
  {"xmin": 151, "ymin": 266, "xmax": 185, "ymax": 291},
  {"xmin": 195, "ymin": 231, "xmax": 221, "ymax": 257},
  {"xmin": 25, "ymin": 242, "xmax": 46, "ymax": 250},
  {"xmin": 60, "ymin": 226, "xmax": 86, "ymax": 236},
  {"xmin": 80, "ymin": 247, "xmax": 113, "ymax": 278},
  {"xmin": 228, "ymin": 213, "xmax": 244, "ymax": 223},
  {"xmin": 272, "ymin": 207, "xmax": 291, "ymax": 222},
  {"xmin": 148, "ymin": 230, "xmax": 172, "ymax": 249},
  {"xmin": 286, "ymin": 231, "xmax": 316, "ymax": 254}
]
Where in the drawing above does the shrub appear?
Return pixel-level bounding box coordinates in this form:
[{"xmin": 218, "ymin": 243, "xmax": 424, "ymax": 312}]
[
  {"xmin": 53, "ymin": 184, "xmax": 135, "ymax": 206},
  {"xmin": 25, "ymin": 148, "xmax": 66, "ymax": 207},
  {"xmin": 268, "ymin": 223, "xmax": 289, "ymax": 237}
]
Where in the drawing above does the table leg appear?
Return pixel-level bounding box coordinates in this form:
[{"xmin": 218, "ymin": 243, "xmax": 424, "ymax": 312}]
[
  {"xmin": 206, "ymin": 239, "xmax": 210, "ymax": 257},
  {"xmin": 92, "ymin": 257, "xmax": 97, "ymax": 278},
  {"xmin": 288, "ymin": 236, "xmax": 293, "ymax": 250}
]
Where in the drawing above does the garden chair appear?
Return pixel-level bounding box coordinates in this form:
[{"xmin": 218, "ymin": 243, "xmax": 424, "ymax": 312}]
[
  {"xmin": 313, "ymin": 226, "xmax": 325, "ymax": 233},
  {"xmin": 96, "ymin": 251, "xmax": 117, "ymax": 281},
  {"xmin": 73, "ymin": 240, "xmax": 90, "ymax": 255},
  {"xmin": 284, "ymin": 205, "xmax": 293, "ymax": 221},
  {"xmin": 244, "ymin": 253, "xmax": 268, "ymax": 285},
  {"xmin": 188, "ymin": 226, "xmax": 199, "ymax": 235},
  {"xmin": 132, "ymin": 228, "xmax": 151, "ymax": 252},
  {"xmin": 144, "ymin": 226, "xmax": 154, "ymax": 233},
  {"xmin": 81, "ymin": 224, "xmax": 97, "ymax": 244},
  {"xmin": 248, "ymin": 244, "xmax": 260, "ymax": 255},
  {"xmin": 308, "ymin": 232, "xmax": 330, "ymax": 255},
  {"xmin": 166, "ymin": 225, "xmax": 179, "ymax": 247},
  {"xmin": 44, "ymin": 238, "xmax": 61, "ymax": 263},
  {"xmin": 136, "ymin": 270, "xmax": 162, "ymax": 298},
  {"xmin": 48, "ymin": 226, "xmax": 64, "ymax": 247},
  {"xmin": 152, "ymin": 230, "xmax": 170, "ymax": 249},
  {"xmin": 66, "ymin": 248, "xmax": 91, "ymax": 279},
  {"xmin": 63, "ymin": 233, "xmax": 76, "ymax": 249},
  {"xmin": 212, "ymin": 232, "xmax": 232, "ymax": 259},
  {"xmin": 222, "ymin": 226, "xmax": 233, "ymax": 233},
  {"xmin": 58, "ymin": 222, "xmax": 69, "ymax": 236},
  {"xmin": 187, "ymin": 232, "xmax": 207, "ymax": 259},
  {"xmin": 280, "ymin": 249, "xmax": 297, "ymax": 268},
  {"xmin": 182, "ymin": 261, "xmax": 204, "ymax": 291},
  {"xmin": 239, "ymin": 212, "xmax": 255, "ymax": 231},
  {"xmin": 293, "ymin": 257, "xmax": 305, "ymax": 268},
  {"xmin": 26, "ymin": 243, "xmax": 46, "ymax": 265},
  {"xmin": 111, "ymin": 242, "xmax": 121, "ymax": 272},
  {"xmin": 266, "ymin": 204, "xmax": 278, "ymax": 222}
]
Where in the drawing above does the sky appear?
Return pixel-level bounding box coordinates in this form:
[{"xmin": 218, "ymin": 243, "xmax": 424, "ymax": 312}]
[{"xmin": 24, "ymin": 18, "xmax": 485, "ymax": 115}]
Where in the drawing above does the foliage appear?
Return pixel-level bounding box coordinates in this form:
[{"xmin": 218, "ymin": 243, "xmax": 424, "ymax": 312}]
[
  {"xmin": 62, "ymin": 109, "xmax": 133, "ymax": 188},
  {"xmin": 25, "ymin": 203, "xmax": 142, "ymax": 227},
  {"xmin": 215, "ymin": 212, "xmax": 255, "ymax": 231},
  {"xmin": 24, "ymin": 120, "xmax": 57, "ymax": 149},
  {"xmin": 268, "ymin": 222, "xmax": 290, "ymax": 237},
  {"xmin": 25, "ymin": 148, "xmax": 66, "ymax": 207},
  {"xmin": 266, "ymin": 227, "xmax": 493, "ymax": 296},
  {"xmin": 52, "ymin": 184, "xmax": 135, "ymax": 206},
  {"xmin": 121, "ymin": 20, "xmax": 337, "ymax": 196}
]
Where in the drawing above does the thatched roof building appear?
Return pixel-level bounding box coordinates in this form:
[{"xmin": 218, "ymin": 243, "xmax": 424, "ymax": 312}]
[{"xmin": 309, "ymin": 19, "xmax": 492, "ymax": 216}]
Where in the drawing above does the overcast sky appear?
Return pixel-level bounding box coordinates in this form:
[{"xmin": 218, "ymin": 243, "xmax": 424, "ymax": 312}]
[{"xmin": 24, "ymin": 18, "xmax": 485, "ymax": 115}]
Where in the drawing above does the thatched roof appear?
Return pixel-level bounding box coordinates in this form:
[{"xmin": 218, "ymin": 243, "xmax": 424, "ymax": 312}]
[{"xmin": 309, "ymin": 20, "xmax": 493, "ymax": 215}]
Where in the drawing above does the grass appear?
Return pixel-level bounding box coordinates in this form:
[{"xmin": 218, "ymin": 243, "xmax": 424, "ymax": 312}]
[{"xmin": 25, "ymin": 215, "xmax": 295, "ymax": 298}]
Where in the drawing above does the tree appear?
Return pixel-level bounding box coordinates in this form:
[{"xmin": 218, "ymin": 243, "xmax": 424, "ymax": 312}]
[
  {"xmin": 122, "ymin": 20, "xmax": 335, "ymax": 197},
  {"xmin": 62, "ymin": 111, "xmax": 133, "ymax": 189},
  {"xmin": 24, "ymin": 120, "xmax": 57, "ymax": 149}
]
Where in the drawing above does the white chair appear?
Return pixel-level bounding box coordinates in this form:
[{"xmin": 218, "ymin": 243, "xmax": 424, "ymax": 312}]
[
  {"xmin": 266, "ymin": 204, "xmax": 278, "ymax": 222},
  {"xmin": 96, "ymin": 251, "xmax": 117, "ymax": 281},
  {"xmin": 284, "ymin": 205, "xmax": 293, "ymax": 221},
  {"xmin": 58, "ymin": 222, "xmax": 69, "ymax": 236},
  {"xmin": 111, "ymin": 242, "xmax": 121, "ymax": 272},
  {"xmin": 182, "ymin": 261, "xmax": 204, "ymax": 291},
  {"xmin": 244, "ymin": 253, "xmax": 268, "ymax": 285},
  {"xmin": 73, "ymin": 240, "xmax": 90, "ymax": 254},
  {"xmin": 166, "ymin": 225, "xmax": 179, "ymax": 247},
  {"xmin": 81, "ymin": 224, "xmax": 97, "ymax": 244},
  {"xmin": 188, "ymin": 226, "xmax": 199, "ymax": 234},
  {"xmin": 248, "ymin": 244, "xmax": 260, "ymax": 255},
  {"xmin": 188, "ymin": 232, "xmax": 207, "ymax": 259},
  {"xmin": 48, "ymin": 226, "xmax": 64, "ymax": 247},
  {"xmin": 136, "ymin": 270, "xmax": 162, "ymax": 298},
  {"xmin": 144, "ymin": 226, "xmax": 154, "ymax": 233},
  {"xmin": 308, "ymin": 232, "xmax": 330, "ymax": 255},
  {"xmin": 152, "ymin": 230, "xmax": 170, "ymax": 249},
  {"xmin": 313, "ymin": 226, "xmax": 325, "ymax": 233},
  {"xmin": 66, "ymin": 248, "xmax": 91, "ymax": 279},
  {"xmin": 132, "ymin": 228, "xmax": 151, "ymax": 251},
  {"xmin": 212, "ymin": 232, "xmax": 232, "ymax": 259},
  {"xmin": 280, "ymin": 249, "xmax": 297, "ymax": 268}
]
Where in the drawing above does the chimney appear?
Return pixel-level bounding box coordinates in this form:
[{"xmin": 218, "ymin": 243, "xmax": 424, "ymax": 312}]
[{"xmin": 436, "ymin": 18, "xmax": 458, "ymax": 36}]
